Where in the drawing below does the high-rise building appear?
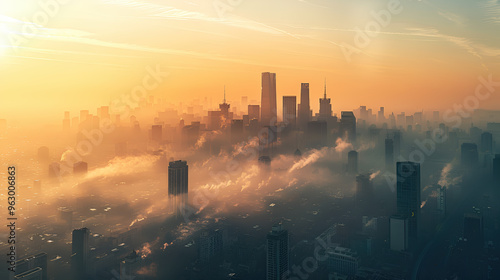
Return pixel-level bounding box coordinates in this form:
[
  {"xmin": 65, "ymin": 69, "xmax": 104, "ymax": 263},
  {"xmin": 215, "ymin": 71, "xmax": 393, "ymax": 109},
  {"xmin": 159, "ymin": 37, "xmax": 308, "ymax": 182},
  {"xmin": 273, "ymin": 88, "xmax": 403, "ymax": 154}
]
[
  {"xmin": 378, "ymin": 107, "xmax": 385, "ymax": 124},
  {"xmin": 298, "ymin": 83, "xmax": 310, "ymax": 129},
  {"xmin": 480, "ymin": 132, "xmax": 493, "ymax": 153},
  {"xmin": 319, "ymin": 81, "xmax": 332, "ymax": 120},
  {"xmin": 494, "ymin": 154, "xmax": 500, "ymax": 184},
  {"xmin": 168, "ymin": 160, "xmax": 189, "ymax": 217},
  {"xmin": 347, "ymin": 150, "xmax": 358, "ymax": 174},
  {"xmin": 390, "ymin": 215, "xmax": 408, "ymax": 251},
  {"xmin": 15, "ymin": 253, "xmax": 47, "ymax": 280},
  {"xmin": 198, "ymin": 228, "xmax": 224, "ymax": 264},
  {"xmin": 72, "ymin": 228, "xmax": 90, "ymax": 280},
  {"xmin": 219, "ymin": 86, "xmax": 231, "ymax": 123},
  {"xmin": 396, "ymin": 162, "xmax": 420, "ymax": 246},
  {"xmin": 151, "ymin": 125, "xmax": 162, "ymax": 142},
  {"xmin": 385, "ymin": 138, "xmax": 394, "ymax": 170},
  {"xmin": 248, "ymin": 105, "xmax": 260, "ymax": 122},
  {"xmin": 261, "ymin": 72, "xmax": 277, "ymax": 127},
  {"xmin": 266, "ymin": 224, "xmax": 289, "ymax": 280},
  {"xmin": 282, "ymin": 96, "xmax": 297, "ymax": 127},
  {"xmin": 307, "ymin": 121, "xmax": 327, "ymax": 148},
  {"xmin": 461, "ymin": 143, "xmax": 479, "ymax": 167},
  {"xmin": 356, "ymin": 174, "xmax": 373, "ymax": 212},
  {"xmin": 340, "ymin": 111, "xmax": 356, "ymax": 142}
]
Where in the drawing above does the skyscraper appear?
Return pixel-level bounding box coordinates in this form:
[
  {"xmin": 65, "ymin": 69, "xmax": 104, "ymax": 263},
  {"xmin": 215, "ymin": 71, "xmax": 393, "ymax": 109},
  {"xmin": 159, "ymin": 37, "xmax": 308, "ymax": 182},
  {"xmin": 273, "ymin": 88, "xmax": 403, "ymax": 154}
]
[
  {"xmin": 340, "ymin": 111, "xmax": 356, "ymax": 142},
  {"xmin": 390, "ymin": 215, "xmax": 408, "ymax": 251},
  {"xmin": 299, "ymin": 83, "xmax": 310, "ymax": 129},
  {"xmin": 71, "ymin": 228, "xmax": 90, "ymax": 280},
  {"xmin": 463, "ymin": 213, "xmax": 483, "ymax": 248},
  {"xmin": 282, "ymin": 96, "xmax": 297, "ymax": 127},
  {"xmin": 494, "ymin": 154, "xmax": 500, "ymax": 184},
  {"xmin": 319, "ymin": 81, "xmax": 332, "ymax": 120},
  {"xmin": 347, "ymin": 150, "xmax": 358, "ymax": 174},
  {"xmin": 385, "ymin": 138, "xmax": 394, "ymax": 170},
  {"xmin": 396, "ymin": 162, "xmax": 421, "ymax": 246},
  {"xmin": 307, "ymin": 121, "xmax": 327, "ymax": 148},
  {"xmin": 168, "ymin": 160, "xmax": 189, "ymax": 217},
  {"xmin": 248, "ymin": 105, "xmax": 260, "ymax": 122},
  {"xmin": 261, "ymin": 72, "xmax": 277, "ymax": 126},
  {"xmin": 266, "ymin": 224, "xmax": 289, "ymax": 280},
  {"xmin": 219, "ymin": 86, "xmax": 231, "ymax": 123},
  {"xmin": 480, "ymin": 132, "xmax": 493, "ymax": 153},
  {"xmin": 461, "ymin": 143, "xmax": 479, "ymax": 167}
]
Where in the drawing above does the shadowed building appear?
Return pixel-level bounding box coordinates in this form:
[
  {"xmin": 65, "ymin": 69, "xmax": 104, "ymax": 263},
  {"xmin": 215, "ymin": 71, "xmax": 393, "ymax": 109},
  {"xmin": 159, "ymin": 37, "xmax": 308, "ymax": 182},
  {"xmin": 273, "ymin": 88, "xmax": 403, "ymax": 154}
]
[
  {"xmin": 248, "ymin": 105, "xmax": 260, "ymax": 122},
  {"xmin": 15, "ymin": 253, "xmax": 47, "ymax": 280},
  {"xmin": 385, "ymin": 138, "xmax": 394, "ymax": 170},
  {"xmin": 298, "ymin": 83, "xmax": 310, "ymax": 130},
  {"xmin": 261, "ymin": 72, "xmax": 277, "ymax": 127},
  {"xmin": 73, "ymin": 161, "xmax": 88, "ymax": 174},
  {"xmin": 282, "ymin": 96, "xmax": 297, "ymax": 127},
  {"xmin": 461, "ymin": 143, "xmax": 479, "ymax": 167},
  {"xmin": 396, "ymin": 162, "xmax": 420, "ymax": 248},
  {"xmin": 340, "ymin": 111, "xmax": 356, "ymax": 143},
  {"xmin": 319, "ymin": 81, "xmax": 332, "ymax": 120},
  {"xmin": 72, "ymin": 228, "xmax": 90, "ymax": 280},
  {"xmin": 347, "ymin": 150, "xmax": 358, "ymax": 174},
  {"xmin": 168, "ymin": 160, "xmax": 189, "ymax": 217},
  {"xmin": 494, "ymin": 154, "xmax": 500, "ymax": 184},
  {"xmin": 266, "ymin": 224, "xmax": 289, "ymax": 280}
]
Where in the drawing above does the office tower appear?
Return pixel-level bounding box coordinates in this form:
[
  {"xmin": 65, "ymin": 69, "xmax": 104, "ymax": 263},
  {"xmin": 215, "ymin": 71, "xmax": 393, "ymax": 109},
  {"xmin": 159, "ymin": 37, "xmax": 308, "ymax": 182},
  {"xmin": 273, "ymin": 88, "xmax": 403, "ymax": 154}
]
[
  {"xmin": 463, "ymin": 213, "xmax": 483, "ymax": 248},
  {"xmin": 231, "ymin": 119, "xmax": 244, "ymax": 143},
  {"xmin": 151, "ymin": 125, "xmax": 162, "ymax": 142},
  {"xmin": 72, "ymin": 228, "xmax": 90, "ymax": 280},
  {"xmin": 480, "ymin": 132, "xmax": 493, "ymax": 153},
  {"xmin": 414, "ymin": 111, "xmax": 423, "ymax": 125},
  {"xmin": 48, "ymin": 162, "xmax": 60, "ymax": 178},
  {"xmin": 73, "ymin": 161, "xmax": 88, "ymax": 174},
  {"xmin": 261, "ymin": 72, "xmax": 277, "ymax": 126},
  {"xmin": 494, "ymin": 154, "xmax": 500, "ymax": 184},
  {"xmin": 37, "ymin": 146, "xmax": 49, "ymax": 162},
  {"xmin": 340, "ymin": 111, "xmax": 356, "ymax": 142},
  {"xmin": 385, "ymin": 138, "xmax": 394, "ymax": 170},
  {"xmin": 307, "ymin": 121, "xmax": 327, "ymax": 148},
  {"xmin": 168, "ymin": 160, "xmax": 189, "ymax": 216},
  {"xmin": 282, "ymin": 96, "xmax": 297, "ymax": 127},
  {"xmin": 15, "ymin": 253, "xmax": 47, "ymax": 280},
  {"xmin": 298, "ymin": 83, "xmax": 310, "ymax": 129},
  {"xmin": 248, "ymin": 105, "xmax": 260, "ymax": 122},
  {"xmin": 198, "ymin": 228, "xmax": 224, "ymax": 264},
  {"xmin": 347, "ymin": 150, "xmax": 358, "ymax": 174},
  {"xmin": 266, "ymin": 224, "xmax": 289, "ymax": 280},
  {"xmin": 396, "ymin": 162, "xmax": 421, "ymax": 245},
  {"xmin": 208, "ymin": 111, "xmax": 222, "ymax": 130},
  {"xmin": 327, "ymin": 246, "xmax": 359, "ymax": 276},
  {"xmin": 319, "ymin": 81, "xmax": 332, "ymax": 120},
  {"xmin": 378, "ymin": 107, "xmax": 385, "ymax": 124},
  {"xmin": 405, "ymin": 115, "xmax": 414, "ymax": 127},
  {"xmin": 461, "ymin": 143, "xmax": 479, "ymax": 167},
  {"xmin": 219, "ymin": 87, "xmax": 231, "ymax": 122},
  {"xmin": 356, "ymin": 174, "xmax": 373, "ymax": 212},
  {"xmin": 14, "ymin": 268, "xmax": 43, "ymax": 280},
  {"xmin": 390, "ymin": 215, "xmax": 409, "ymax": 251}
]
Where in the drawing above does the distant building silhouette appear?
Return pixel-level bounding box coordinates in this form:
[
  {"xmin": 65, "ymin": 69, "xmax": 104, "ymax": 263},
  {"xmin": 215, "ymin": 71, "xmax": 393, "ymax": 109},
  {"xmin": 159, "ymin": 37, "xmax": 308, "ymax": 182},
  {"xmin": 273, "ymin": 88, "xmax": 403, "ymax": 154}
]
[
  {"xmin": 298, "ymin": 83, "xmax": 310, "ymax": 130},
  {"xmin": 266, "ymin": 224, "xmax": 289, "ymax": 280},
  {"xmin": 307, "ymin": 121, "xmax": 327, "ymax": 148},
  {"xmin": 396, "ymin": 162, "xmax": 420, "ymax": 247},
  {"xmin": 14, "ymin": 267, "xmax": 43, "ymax": 280},
  {"xmin": 347, "ymin": 150, "xmax": 358, "ymax": 174},
  {"xmin": 73, "ymin": 161, "xmax": 88, "ymax": 174},
  {"xmin": 461, "ymin": 143, "xmax": 479, "ymax": 167},
  {"xmin": 151, "ymin": 125, "xmax": 162, "ymax": 142},
  {"xmin": 261, "ymin": 72, "xmax": 277, "ymax": 126},
  {"xmin": 340, "ymin": 111, "xmax": 356, "ymax": 142},
  {"xmin": 390, "ymin": 215, "xmax": 408, "ymax": 251},
  {"xmin": 198, "ymin": 228, "xmax": 224, "ymax": 264},
  {"xmin": 480, "ymin": 132, "xmax": 493, "ymax": 153},
  {"xmin": 319, "ymin": 81, "xmax": 332, "ymax": 120},
  {"xmin": 494, "ymin": 154, "xmax": 500, "ymax": 184},
  {"xmin": 71, "ymin": 228, "xmax": 90, "ymax": 280},
  {"xmin": 168, "ymin": 160, "xmax": 189, "ymax": 217},
  {"xmin": 356, "ymin": 174, "xmax": 373, "ymax": 212},
  {"xmin": 463, "ymin": 213, "xmax": 483, "ymax": 249},
  {"xmin": 282, "ymin": 96, "xmax": 297, "ymax": 127},
  {"xmin": 327, "ymin": 246, "xmax": 359, "ymax": 276},
  {"xmin": 248, "ymin": 105, "xmax": 260, "ymax": 122},
  {"xmin": 385, "ymin": 138, "xmax": 394, "ymax": 170}
]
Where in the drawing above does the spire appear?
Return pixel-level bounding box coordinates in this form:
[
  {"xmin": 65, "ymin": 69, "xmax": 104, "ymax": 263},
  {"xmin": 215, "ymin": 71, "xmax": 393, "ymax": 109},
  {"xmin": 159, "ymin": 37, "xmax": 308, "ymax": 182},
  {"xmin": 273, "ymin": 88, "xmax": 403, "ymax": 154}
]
[
  {"xmin": 223, "ymin": 85, "xmax": 226, "ymax": 104},
  {"xmin": 324, "ymin": 78, "xmax": 327, "ymax": 99}
]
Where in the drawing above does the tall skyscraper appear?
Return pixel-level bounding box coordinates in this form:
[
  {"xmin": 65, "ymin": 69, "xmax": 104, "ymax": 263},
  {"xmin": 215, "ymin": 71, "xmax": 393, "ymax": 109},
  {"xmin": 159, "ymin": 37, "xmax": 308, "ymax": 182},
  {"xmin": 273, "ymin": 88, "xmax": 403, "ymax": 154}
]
[
  {"xmin": 248, "ymin": 105, "xmax": 260, "ymax": 122},
  {"xmin": 461, "ymin": 143, "xmax": 479, "ymax": 167},
  {"xmin": 168, "ymin": 160, "xmax": 189, "ymax": 217},
  {"xmin": 71, "ymin": 228, "xmax": 90, "ymax": 280},
  {"xmin": 347, "ymin": 150, "xmax": 358, "ymax": 174},
  {"xmin": 282, "ymin": 96, "xmax": 297, "ymax": 127},
  {"xmin": 261, "ymin": 72, "xmax": 277, "ymax": 126},
  {"xmin": 480, "ymin": 132, "xmax": 493, "ymax": 153},
  {"xmin": 219, "ymin": 86, "xmax": 231, "ymax": 123},
  {"xmin": 390, "ymin": 215, "xmax": 409, "ymax": 251},
  {"xmin": 340, "ymin": 111, "xmax": 356, "ymax": 142},
  {"xmin": 463, "ymin": 213, "xmax": 483, "ymax": 248},
  {"xmin": 319, "ymin": 81, "xmax": 332, "ymax": 120},
  {"xmin": 298, "ymin": 83, "xmax": 310, "ymax": 129},
  {"xmin": 307, "ymin": 121, "xmax": 327, "ymax": 148},
  {"xmin": 396, "ymin": 162, "xmax": 421, "ymax": 246},
  {"xmin": 266, "ymin": 224, "xmax": 289, "ymax": 280},
  {"xmin": 15, "ymin": 253, "xmax": 47, "ymax": 280},
  {"xmin": 385, "ymin": 138, "xmax": 394, "ymax": 170},
  {"xmin": 494, "ymin": 154, "xmax": 500, "ymax": 184},
  {"xmin": 356, "ymin": 173, "xmax": 373, "ymax": 212}
]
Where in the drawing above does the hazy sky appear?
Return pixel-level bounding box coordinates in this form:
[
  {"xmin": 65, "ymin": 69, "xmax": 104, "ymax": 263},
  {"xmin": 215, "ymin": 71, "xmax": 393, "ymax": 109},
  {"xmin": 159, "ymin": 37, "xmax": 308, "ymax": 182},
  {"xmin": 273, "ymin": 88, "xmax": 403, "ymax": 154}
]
[{"xmin": 1, "ymin": 0, "xmax": 499, "ymax": 121}]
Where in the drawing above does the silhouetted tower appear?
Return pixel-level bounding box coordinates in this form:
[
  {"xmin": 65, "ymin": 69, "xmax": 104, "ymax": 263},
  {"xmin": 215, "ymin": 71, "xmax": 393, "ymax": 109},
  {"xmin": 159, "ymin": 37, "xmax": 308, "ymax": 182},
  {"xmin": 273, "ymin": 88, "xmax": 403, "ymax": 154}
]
[
  {"xmin": 266, "ymin": 224, "xmax": 289, "ymax": 280},
  {"xmin": 461, "ymin": 143, "xmax": 479, "ymax": 167},
  {"xmin": 347, "ymin": 150, "xmax": 358, "ymax": 174},
  {"xmin": 299, "ymin": 83, "xmax": 310, "ymax": 130},
  {"xmin": 168, "ymin": 160, "xmax": 189, "ymax": 217},
  {"xmin": 71, "ymin": 228, "xmax": 90, "ymax": 280},
  {"xmin": 319, "ymin": 80, "xmax": 332, "ymax": 120},
  {"xmin": 396, "ymin": 162, "xmax": 420, "ymax": 248},
  {"xmin": 261, "ymin": 73, "xmax": 277, "ymax": 126},
  {"xmin": 283, "ymin": 96, "xmax": 297, "ymax": 127},
  {"xmin": 340, "ymin": 112, "xmax": 356, "ymax": 143}
]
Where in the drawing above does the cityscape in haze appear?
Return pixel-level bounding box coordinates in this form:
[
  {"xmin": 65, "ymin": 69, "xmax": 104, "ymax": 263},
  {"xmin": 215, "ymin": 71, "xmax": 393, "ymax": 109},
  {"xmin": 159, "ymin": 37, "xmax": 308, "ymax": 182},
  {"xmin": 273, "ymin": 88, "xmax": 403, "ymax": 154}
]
[{"xmin": 1, "ymin": 1, "xmax": 500, "ymax": 280}]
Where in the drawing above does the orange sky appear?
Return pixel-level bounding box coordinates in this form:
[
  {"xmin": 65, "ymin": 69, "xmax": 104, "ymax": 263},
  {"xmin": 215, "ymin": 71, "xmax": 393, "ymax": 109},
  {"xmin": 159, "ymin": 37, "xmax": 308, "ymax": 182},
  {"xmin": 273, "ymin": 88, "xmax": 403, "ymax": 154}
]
[{"xmin": 0, "ymin": 0, "xmax": 499, "ymax": 122}]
